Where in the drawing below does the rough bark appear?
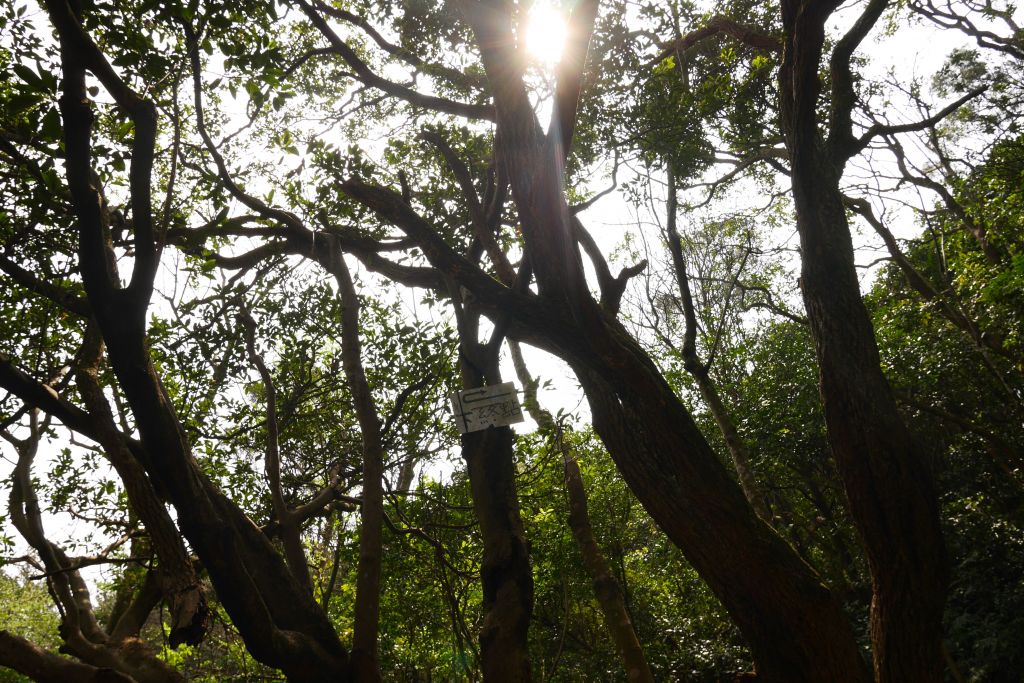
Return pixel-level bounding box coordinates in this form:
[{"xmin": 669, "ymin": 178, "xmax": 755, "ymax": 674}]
[
  {"xmin": 462, "ymin": 421, "xmax": 533, "ymax": 683},
  {"xmin": 574, "ymin": 364, "xmax": 869, "ymax": 683},
  {"xmin": 779, "ymin": 0, "xmax": 949, "ymax": 677},
  {"xmin": 789, "ymin": 163, "xmax": 947, "ymax": 682},
  {"xmin": 457, "ymin": 329, "xmax": 532, "ymax": 682}
]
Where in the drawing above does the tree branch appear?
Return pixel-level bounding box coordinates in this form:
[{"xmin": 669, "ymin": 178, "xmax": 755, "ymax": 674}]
[
  {"xmin": 653, "ymin": 15, "xmax": 781, "ymax": 65},
  {"xmin": 843, "ymin": 86, "xmax": 987, "ymax": 160},
  {"xmin": 240, "ymin": 308, "xmax": 314, "ymax": 595},
  {"xmin": 0, "ymin": 631, "xmax": 135, "ymax": 683},
  {"xmin": 294, "ymin": 0, "xmax": 495, "ymax": 121},
  {"xmin": 549, "ymin": 0, "xmax": 599, "ymax": 161},
  {"xmin": 826, "ymin": 0, "xmax": 890, "ymax": 157}
]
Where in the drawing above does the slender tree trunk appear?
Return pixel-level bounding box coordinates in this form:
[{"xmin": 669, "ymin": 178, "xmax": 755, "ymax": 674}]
[
  {"xmin": 459, "ymin": 335, "xmax": 533, "ymax": 682},
  {"xmin": 664, "ymin": 170, "xmax": 773, "ymax": 523},
  {"xmin": 560, "ymin": 438, "xmax": 654, "ymax": 683},
  {"xmin": 510, "ymin": 340, "xmax": 653, "ymax": 682},
  {"xmin": 335, "ymin": 257, "xmax": 386, "ymax": 683}
]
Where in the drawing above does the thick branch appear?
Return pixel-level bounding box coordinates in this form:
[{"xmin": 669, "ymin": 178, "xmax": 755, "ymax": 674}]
[
  {"xmin": 42, "ymin": 0, "xmax": 160, "ymax": 305},
  {"xmin": 0, "ymin": 631, "xmax": 135, "ymax": 683},
  {"xmin": 75, "ymin": 326, "xmax": 209, "ymax": 648},
  {"xmin": 654, "ymin": 15, "xmax": 781, "ymax": 64},
  {"xmin": 549, "ymin": 0, "xmax": 599, "ymax": 160}
]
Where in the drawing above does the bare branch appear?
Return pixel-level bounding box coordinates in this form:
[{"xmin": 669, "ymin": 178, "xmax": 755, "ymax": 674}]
[{"xmin": 842, "ymin": 86, "xmax": 987, "ymax": 159}]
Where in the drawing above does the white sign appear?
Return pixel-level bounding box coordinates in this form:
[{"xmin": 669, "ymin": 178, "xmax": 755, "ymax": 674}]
[{"xmin": 449, "ymin": 382, "xmax": 525, "ymax": 434}]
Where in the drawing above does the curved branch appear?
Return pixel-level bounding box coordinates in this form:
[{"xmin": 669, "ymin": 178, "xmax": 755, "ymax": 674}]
[
  {"xmin": 653, "ymin": 15, "xmax": 781, "ymax": 65},
  {"xmin": 839, "ymin": 86, "xmax": 987, "ymax": 161},
  {"xmin": 0, "ymin": 631, "xmax": 135, "ymax": 683},
  {"xmin": 826, "ymin": 0, "xmax": 890, "ymax": 157},
  {"xmin": 294, "ymin": 0, "xmax": 495, "ymax": 121}
]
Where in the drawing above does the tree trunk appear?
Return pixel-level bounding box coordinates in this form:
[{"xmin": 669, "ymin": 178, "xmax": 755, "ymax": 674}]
[
  {"xmin": 573, "ymin": 365, "xmax": 870, "ymax": 683},
  {"xmin": 778, "ymin": 4, "xmax": 950, "ymax": 676},
  {"xmin": 792, "ymin": 163, "xmax": 947, "ymax": 681},
  {"xmin": 50, "ymin": 3, "xmax": 353, "ymax": 675},
  {"xmin": 560, "ymin": 439, "xmax": 654, "ymax": 683},
  {"xmin": 458, "ymin": 337, "xmax": 533, "ymax": 683},
  {"xmin": 340, "ymin": 5, "xmax": 873, "ymax": 678},
  {"xmin": 462, "ymin": 422, "xmax": 533, "ymax": 683},
  {"xmin": 336, "ymin": 257, "xmax": 386, "ymax": 683}
]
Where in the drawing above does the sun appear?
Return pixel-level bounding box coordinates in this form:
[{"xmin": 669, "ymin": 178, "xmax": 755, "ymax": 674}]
[{"xmin": 524, "ymin": 3, "xmax": 568, "ymax": 67}]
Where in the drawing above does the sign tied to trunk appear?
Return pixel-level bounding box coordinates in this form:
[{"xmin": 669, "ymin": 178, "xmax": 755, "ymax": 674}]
[{"xmin": 450, "ymin": 382, "xmax": 525, "ymax": 434}]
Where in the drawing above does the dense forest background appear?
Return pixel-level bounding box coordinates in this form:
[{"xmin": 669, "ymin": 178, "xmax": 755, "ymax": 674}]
[{"xmin": 0, "ymin": 0, "xmax": 1021, "ymax": 680}]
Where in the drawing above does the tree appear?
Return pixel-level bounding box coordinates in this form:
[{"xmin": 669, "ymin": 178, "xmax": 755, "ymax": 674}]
[{"xmin": 1, "ymin": 0, "xmax": 1021, "ymax": 680}]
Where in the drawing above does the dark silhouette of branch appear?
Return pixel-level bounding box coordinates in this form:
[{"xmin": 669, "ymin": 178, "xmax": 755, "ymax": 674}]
[
  {"xmin": 654, "ymin": 15, "xmax": 781, "ymax": 65},
  {"xmin": 294, "ymin": 0, "xmax": 495, "ymax": 121}
]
